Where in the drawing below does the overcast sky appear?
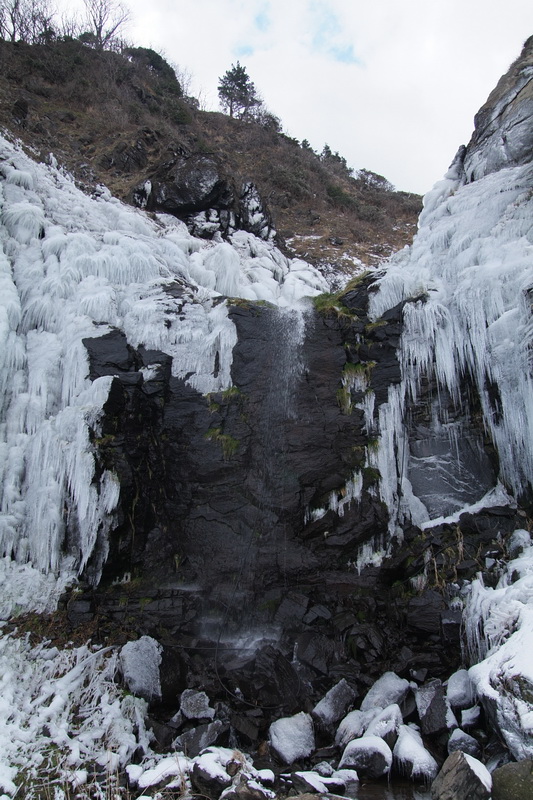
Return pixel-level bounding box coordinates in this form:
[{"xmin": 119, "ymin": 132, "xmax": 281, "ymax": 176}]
[{"xmin": 59, "ymin": 0, "xmax": 533, "ymax": 195}]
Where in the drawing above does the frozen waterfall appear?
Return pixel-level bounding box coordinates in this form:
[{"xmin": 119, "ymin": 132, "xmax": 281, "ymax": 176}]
[
  {"xmin": 0, "ymin": 135, "xmax": 327, "ymax": 612},
  {"xmin": 369, "ymin": 160, "xmax": 533, "ymax": 531}
]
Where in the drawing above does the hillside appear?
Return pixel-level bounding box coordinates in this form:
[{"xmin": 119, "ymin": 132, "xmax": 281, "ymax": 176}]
[{"xmin": 0, "ymin": 38, "xmax": 421, "ymax": 275}]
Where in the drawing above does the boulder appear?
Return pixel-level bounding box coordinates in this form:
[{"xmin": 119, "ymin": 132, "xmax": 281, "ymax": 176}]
[
  {"xmin": 447, "ymin": 669, "xmax": 476, "ymax": 710},
  {"xmin": 393, "ymin": 724, "xmax": 438, "ymax": 782},
  {"xmin": 180, "ymin": 688, "xmax": 215, "ymax": 720},
  {"xmin": 173, "ymin": 720, "xmax": 228, "ymax": 758},
  {"xmin": 312, "ymin": 678, "xmax": 356, "ymax": 730},
  {"xmin": 133, "ymin": 754, "xmax": 191, "ymax": 791},
  {"xmin": 431, "ymin": 751, "xmax": 492, "ymax": 800},
  {"xmin": 291, "ymin": 771, "xmax": 343, "ymax": 794},
  {"xmin": 461, "ymin": 704, "xmax": 481, "ymax": 729},
  {"xmin": 363, "ymin": 703, "xmax": 403, "ymax": 749},
  {"xmin": 492, "ymin": 759, "xmax": 533, "ymax": 800},
  {"xmin": 360, "ymin": 671, "xmax": 410, "ymax": 713},
  {"xmin": 447, "ymin": 728, "xmax": 481, "ymax": 758},
  {"xmin": 219, "ymin": 774, "xmax": 276, "ymax": 800},
  {"xmin": 119, "ymin": 635, "xmax": 162, "ymax": 702},
  {"xmin": 191, "ymin": 747, "xmax": 249, "ymax": 800},
  {"xmin": 335, "ymin": 709, "xmax": 371, "ymax": 748},
  {"xmin": 338, "ymin": 735, "xmax": 392, "ymax": 778},
  {"xmin": 416, "ymin": 679, "xmax": 454, "ymax": 736},
  {"xmin": 269, "ymin": 712, "xmax": 315, "ymax": 764}
]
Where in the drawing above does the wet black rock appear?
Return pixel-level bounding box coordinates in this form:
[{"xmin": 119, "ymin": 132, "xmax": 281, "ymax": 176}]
[
  {"xmin": 415, "ymin": 679, "xmax": 452, "ymax": 737},
  {"xmin": 431, "ymin": 751, "xmax": 491, "ymax": 800}
]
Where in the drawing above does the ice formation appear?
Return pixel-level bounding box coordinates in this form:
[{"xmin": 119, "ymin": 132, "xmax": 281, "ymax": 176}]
[
  {"xmin": 0, "ymin": 135, "xmax": 327, "ymax": 613},
  {"xmin": 369, "ymin": 159, "xmax": 533, "ymax": 529},
  {"xmin": 0, "ymin": 632, "xmax": 150, "ymax": 795},
  {"xmin": 465, "ymin": 537, "xmax": 533, "ymax": 758},
  {"xmin": 0, "ymin": 135, "xmax": 328, "ymax": 793}
]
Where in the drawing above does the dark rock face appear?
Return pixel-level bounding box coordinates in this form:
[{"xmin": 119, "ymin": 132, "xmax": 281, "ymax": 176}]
[
  {"xmin": 77, "ymin": 277, "xmax": 525, "ymax": 741},
  {"xmin": 464, "ymin": 35, "xmax": 533, "ymax": 181},
  {"xmin": 431, "ymin": 751, "xmax": 491, "ymax": 800},
  {"xmin": 133, "ymin": 154, "xmax": 275, "ymax": 240}
]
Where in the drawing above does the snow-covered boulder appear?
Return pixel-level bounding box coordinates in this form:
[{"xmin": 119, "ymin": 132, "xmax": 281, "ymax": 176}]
[
  {"xmin": 447, "ymin": 669, "xmax": 476, "ymax": 710},
  {"xmin": 335, "ymin": 709, "xmax": 374, "ymax": 748},
  {"xmin": 120, "ymin": 635, "xmax": 162, "ymax": 702},
  {"xmin": 312, "ymin": 678, "xmax": 356, "ymax": 729},
  {"xmin": 338, "ymin": 735, "xmax": 392, "ymax": 778},
  {"xmin": 191, "ymin": 747, "xmax": 251, "ymax": 799},
  {"xmin": 331, "ymin": 768, "xmax": 359, "ymax": 794},
  {"xmin": 461, "ymin": 705, "xmax": 481, "ymax": 729},
  {"xmin": 360, "ymin": 671, "xmax": 410, "ymax": 713},
  {"xmin": 219, "ymin": 774, "xmax": 276, "ymax": 800},
  {"xmin": 132, "ymin": 755, "xmax": 191, "ymax": 791},
  {"xmin": 363, "ymin": 703, "xmax": 403, "ymax": 748},
  {"xmin": 393, "ymin": 724, "xmax": 438, "ymax": 782},
  {"xmin": 447, "ymin": 728, "xmax": 481, "ymax": 758},
  {"xmin": 431, "ymin": 751, "xmax": 491, "ymax": 800},
  {"xmin": 291, "ymin": 770, "xmax": 345, "ymax": 794},
  {"xmin": 179, "ymin": 688, "xmax": 215, "ymax": 720},
  {"xmin": 269, "ymin": 712, "xmax": 314, "ymax": 764}
]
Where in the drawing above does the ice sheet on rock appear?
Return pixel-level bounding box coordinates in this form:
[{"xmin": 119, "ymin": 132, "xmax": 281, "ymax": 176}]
[
  {"xmin": 269, "ymin": 712, "xmax": 314, "ymax": 764},
  {"xmin": 466, "ymin": 542, "xmax": 533, "ymax": 757},
  {"xmin": 360, "ymin": 671, "xmax": 410, "ymax": 713},
  {"xmin": 0, "ymin": 134, "xmax": 329, "ymax": 611},
  {"xmin": 393, "ymin": 724, "xmax": 438, "ymax": 781},
  {"xmin": 367, "ymin": 161, "xmax": 533, "ymax": 530},
  {"xmin": 120, "ymin": 636, "xmax": 162, "ymax": 702}
]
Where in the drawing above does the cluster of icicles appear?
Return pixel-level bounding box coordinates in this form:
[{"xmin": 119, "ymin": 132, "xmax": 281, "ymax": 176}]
[
  {"xmin": 368, "ymin": 159, "xmax": 533, "ymax": 534},
  {"xmin": 0, "ymin": 135, "xmax": 327, "ymax": 610}
]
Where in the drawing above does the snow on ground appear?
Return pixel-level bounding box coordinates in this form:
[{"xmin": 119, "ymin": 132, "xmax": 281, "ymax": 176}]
[{"xmin": 0, "ymin": 631, "xmax": 150, "ymax": 796}]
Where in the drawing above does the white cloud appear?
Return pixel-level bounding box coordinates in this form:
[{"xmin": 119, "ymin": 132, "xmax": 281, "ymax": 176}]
[{"xmin": 56, "ymin": 0, "xmax": 533, "ymax": 194}]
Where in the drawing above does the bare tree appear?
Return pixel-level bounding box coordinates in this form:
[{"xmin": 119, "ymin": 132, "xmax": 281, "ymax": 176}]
[
  {"xmin": 0, "ymin": 0, "xmax": 56, "ymax": 43},
  {"xmin": 81, "ymin": 0, "xmax": 130, "ymax": 50}
]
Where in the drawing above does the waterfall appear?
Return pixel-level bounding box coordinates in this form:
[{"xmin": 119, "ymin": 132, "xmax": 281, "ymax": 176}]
[{"xmin": 0, "ymin": 136, "xmax": 328, "ymax": 614}]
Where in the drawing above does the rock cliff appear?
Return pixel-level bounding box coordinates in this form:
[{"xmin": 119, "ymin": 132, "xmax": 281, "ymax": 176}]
[{"xmin": 0, "ymin": 32, "xmax": 533, "ymax": 800}]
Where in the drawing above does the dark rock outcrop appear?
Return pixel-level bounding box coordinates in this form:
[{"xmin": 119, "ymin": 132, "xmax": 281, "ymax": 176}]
[
  {"xmin": 133, "ymin": 155, "xmax": 275, "ymax": 240},
  {"xmin": 464, "ymin": 35, "xmax": 533, "ymax": 181},
  {"xmin": 431, "ymin": 751, "xmax": 491, "ymax": 800}
]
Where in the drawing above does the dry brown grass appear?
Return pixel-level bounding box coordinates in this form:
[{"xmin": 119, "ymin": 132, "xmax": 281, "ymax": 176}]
[{"xmin": 0, "ymin": 38, "xmax": 422, "ymax": 271}]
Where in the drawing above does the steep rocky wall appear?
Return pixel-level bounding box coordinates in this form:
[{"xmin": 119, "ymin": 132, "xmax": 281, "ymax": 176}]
[{"xmin": 74, "ymin": 276, "xmax": 508, "ymax": 726}]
